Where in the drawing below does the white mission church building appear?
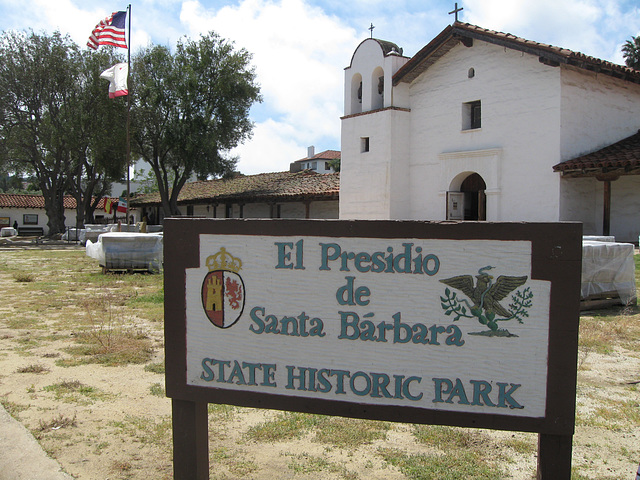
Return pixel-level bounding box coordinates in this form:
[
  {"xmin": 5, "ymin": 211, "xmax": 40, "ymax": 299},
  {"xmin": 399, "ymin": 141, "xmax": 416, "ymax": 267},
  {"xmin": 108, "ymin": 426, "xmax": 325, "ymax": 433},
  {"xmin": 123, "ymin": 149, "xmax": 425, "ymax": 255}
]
[{"xmin": 339, "ymin": 22, "xmax": 640, "ymax": 242}]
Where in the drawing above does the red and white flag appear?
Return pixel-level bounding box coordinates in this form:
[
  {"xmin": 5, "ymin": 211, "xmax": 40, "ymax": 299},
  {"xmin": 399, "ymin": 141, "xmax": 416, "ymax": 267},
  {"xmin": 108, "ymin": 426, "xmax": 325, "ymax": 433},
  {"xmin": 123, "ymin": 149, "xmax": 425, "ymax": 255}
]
[
  {"xmin": 87, "ymin": 11, "xmax": 127, "ymax": 50},
  {"xmin": 100, "ymin": 63, "xmax": 128, "ymax": 98}
]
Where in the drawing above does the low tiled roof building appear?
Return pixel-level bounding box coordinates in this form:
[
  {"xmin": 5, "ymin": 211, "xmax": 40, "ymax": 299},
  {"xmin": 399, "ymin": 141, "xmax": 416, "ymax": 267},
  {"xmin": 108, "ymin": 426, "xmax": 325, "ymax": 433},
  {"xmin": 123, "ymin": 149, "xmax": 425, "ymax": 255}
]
[
  {"xmin": 131, "ymin": 170, "xmax": 340, "ymax": 222},
  {"xmin": 0, "ymin": 194, "xmax": 117, "ymax": 235}
]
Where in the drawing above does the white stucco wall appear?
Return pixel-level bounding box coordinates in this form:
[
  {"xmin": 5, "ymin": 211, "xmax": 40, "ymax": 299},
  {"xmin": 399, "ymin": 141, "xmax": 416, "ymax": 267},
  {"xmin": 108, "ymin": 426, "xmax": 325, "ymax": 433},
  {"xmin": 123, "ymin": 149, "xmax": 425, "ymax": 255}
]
[
  {"xmin": 558, "ymin": 68, "xmax": 640, "ymax": 241},
  {"xmin": 558, "ymin": 177, "xmax": 597, "ymax": 235},
  {"xmin": 341, "ymin": 113, "xmax": 388, "ymax": 218},
  {"xmin": 406, "ymin": 41, "xmax": 562, "ymax": 222},
  {"xmin": 0, "ymin": 207, "xmax": 82, "ymax": 236},
  {"xmin": 340, "ymin": 109, "xmax": 411, "ymax": 219},
  {"xmin": 0, "ymin": 207, "xmax": 48, "ymax": 233},
  {"xmin": 309, "ymin": 200, "xmax": 339, "ymax": 219},
  {"xmin": 607, "ymin": 177, "xmax": 640, "ymax": 242},
  {"xmin": 560, "ymin": 175, "xmax": 640, "ymax": 243},
  {"xmin": 560, "ymin": 68, "xmax": 640, "ymax": 160}
]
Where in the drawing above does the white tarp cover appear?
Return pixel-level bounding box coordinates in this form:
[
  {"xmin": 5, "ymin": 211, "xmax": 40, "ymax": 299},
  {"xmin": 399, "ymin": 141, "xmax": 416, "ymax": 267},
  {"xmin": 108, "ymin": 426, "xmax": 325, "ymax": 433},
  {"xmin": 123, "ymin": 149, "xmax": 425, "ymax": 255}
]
[
  {"xmin": 582, "ymin": 236, "xmax": 615, "ymax": 243},
  {"xmin": 84, "ymin": 224, "xmax": 113, "ymax": 245},
  {"xmin": 86, "ymin": 232, "xmax": 163, "ymax": 272},
  {"xmin": 582, "ymin": 240, "xmax": 636, "ymax": 305},
  {"xmin": 62, "ymin": 228, "xmax": 83, "ymax": 242}
]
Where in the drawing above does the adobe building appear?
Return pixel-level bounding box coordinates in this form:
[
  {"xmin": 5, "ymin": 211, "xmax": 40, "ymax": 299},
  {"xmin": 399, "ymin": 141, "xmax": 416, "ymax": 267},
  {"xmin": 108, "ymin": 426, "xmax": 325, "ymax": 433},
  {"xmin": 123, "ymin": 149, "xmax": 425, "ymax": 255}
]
[{"xmin": 339, "ymin": 22, "xmax": 640, "ymax": 242}]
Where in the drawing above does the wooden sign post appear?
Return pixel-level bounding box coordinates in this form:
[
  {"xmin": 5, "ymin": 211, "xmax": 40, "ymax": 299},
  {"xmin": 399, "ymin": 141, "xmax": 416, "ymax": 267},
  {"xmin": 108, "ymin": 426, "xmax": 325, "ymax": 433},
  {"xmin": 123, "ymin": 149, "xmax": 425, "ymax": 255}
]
[{"xmin": 164, "ymin": 219, "xmax": 581, "ymax": 480}]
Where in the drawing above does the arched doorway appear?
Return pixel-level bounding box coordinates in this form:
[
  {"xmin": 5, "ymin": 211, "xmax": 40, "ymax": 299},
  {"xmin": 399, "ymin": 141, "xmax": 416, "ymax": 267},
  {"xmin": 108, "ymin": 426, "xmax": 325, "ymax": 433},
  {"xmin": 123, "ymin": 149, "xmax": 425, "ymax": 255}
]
[{"xmin": 447, "ymin": 172, "xmax": 487, "ymax": 221}]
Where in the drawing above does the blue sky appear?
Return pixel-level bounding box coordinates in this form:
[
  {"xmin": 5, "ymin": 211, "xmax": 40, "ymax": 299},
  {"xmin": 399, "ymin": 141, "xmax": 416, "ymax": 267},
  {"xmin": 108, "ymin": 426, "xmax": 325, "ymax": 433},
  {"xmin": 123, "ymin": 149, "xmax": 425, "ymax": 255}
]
[{"xmin": 0, "ymin": 0, "xmax": 638, "ymax": 174}]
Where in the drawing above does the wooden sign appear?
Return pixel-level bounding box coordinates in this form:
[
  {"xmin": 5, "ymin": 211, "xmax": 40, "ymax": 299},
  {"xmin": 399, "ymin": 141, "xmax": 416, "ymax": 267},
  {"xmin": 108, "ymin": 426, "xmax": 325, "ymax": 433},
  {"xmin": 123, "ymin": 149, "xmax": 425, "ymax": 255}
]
[{"xmin": 164, "ymin": 219, "xmax": 581, "ymax": 480}]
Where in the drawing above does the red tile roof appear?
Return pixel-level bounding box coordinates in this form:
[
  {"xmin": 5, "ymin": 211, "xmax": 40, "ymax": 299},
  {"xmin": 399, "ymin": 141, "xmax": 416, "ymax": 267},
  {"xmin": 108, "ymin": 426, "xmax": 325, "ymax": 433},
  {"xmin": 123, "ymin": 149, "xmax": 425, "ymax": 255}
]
[
  {"xmin": 553, "ymin": 131, "xmax": 640, "ymax": 178},
  {"xmin": 0, "ymin": 194, "xmax": 113, "ymax": 209},
  {"xmin": 294, "ymin": 150, "xmax": 341, "ymax": 162},
  {"xmin": 394, "ymin": 22, "xmax": 640, "ymax": 86},
  {"xmin": 131, "ymin": 170, "xmax": 340, "ymax": 206}
]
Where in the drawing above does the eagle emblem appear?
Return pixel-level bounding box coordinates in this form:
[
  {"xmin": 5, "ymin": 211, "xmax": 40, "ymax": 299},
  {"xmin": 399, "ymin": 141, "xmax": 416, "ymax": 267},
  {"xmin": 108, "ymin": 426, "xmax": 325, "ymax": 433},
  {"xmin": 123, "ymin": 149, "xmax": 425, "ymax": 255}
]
[{"xmin": 439, "ymin": 266, "xmax": 533, "ymax": 336}]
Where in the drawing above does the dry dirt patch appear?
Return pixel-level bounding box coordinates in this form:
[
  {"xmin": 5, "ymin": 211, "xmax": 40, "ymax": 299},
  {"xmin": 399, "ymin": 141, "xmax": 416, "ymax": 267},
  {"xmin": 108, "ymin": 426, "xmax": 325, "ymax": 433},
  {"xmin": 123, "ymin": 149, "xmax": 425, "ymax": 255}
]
[{"xmin": 0, "ymin": 248, "xmax": 638, "ymax": 479}]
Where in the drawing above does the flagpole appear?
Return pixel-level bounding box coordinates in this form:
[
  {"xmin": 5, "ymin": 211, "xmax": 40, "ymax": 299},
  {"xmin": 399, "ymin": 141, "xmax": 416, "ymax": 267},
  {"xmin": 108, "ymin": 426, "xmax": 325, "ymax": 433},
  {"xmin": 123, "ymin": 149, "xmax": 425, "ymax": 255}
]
[{"xmin": 126, "ymin": 3, "xmax": 131, "ymax": 225}]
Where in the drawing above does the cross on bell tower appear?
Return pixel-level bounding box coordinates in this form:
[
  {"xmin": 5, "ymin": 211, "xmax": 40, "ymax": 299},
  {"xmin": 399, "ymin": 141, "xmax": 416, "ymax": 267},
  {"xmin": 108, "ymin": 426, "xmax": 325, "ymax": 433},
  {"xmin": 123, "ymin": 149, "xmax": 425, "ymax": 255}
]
[
  {"xmin": 369, "ymin": 23, "xmax": 375, "ymax": 38},
  {"xmin": 449, "ymin": 2, "xmax": 463, "ymax": 22}
]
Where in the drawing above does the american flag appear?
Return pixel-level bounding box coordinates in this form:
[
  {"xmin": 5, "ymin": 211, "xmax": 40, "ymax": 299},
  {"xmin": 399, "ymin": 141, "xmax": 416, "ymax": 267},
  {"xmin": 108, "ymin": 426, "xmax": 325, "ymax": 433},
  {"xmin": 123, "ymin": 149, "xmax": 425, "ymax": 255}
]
[{"xmin": 87, "ymin": 11, "xmax": 127, "ymax": 50}]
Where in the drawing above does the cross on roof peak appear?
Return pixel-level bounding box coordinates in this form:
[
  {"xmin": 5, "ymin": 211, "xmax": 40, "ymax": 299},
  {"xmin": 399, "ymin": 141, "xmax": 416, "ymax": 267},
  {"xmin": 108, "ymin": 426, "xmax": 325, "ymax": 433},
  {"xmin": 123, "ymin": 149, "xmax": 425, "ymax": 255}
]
[
  {"xmin": 369, "ymin": 23, "xmax": 375, "ymax": 38},
  {"xmin": 449, "ymin": 2, "xmax": 463, "ymax": 22}
]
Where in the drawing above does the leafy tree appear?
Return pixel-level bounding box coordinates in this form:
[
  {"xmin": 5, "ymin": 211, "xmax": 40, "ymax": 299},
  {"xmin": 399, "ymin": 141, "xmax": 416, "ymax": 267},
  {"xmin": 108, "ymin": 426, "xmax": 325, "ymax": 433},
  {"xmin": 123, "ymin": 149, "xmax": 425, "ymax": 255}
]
[
  {"xmin": 131, "ymin": 32, "xmax": 261, "ymax": 216},
  {"xmin": 0, "ymin": 174, "xmax": 25, "ymax": 193},
  {"xmin": 0, "ymin": 30, "xmax": 81, "ymax": 234},
  {"xmin": 0, "ymin": 31, "xmax": 128, "ymax": 233},
  {"xmin": 622, "ymin": 35, "xmax": 640, "ymax": 69}
]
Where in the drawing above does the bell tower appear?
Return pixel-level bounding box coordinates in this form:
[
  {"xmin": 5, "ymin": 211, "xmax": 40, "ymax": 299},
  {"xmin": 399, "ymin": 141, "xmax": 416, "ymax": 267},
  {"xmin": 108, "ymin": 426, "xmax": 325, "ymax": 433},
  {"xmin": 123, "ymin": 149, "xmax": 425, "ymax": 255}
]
[{"xmin": 340, "ymin": 38, "xmax": 411, "ymax": 219}]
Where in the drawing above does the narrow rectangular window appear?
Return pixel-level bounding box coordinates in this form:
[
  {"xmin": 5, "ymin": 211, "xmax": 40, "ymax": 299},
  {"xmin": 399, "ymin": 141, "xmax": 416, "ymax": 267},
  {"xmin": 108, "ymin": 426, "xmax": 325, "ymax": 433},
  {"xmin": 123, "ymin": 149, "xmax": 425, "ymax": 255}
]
[
  {"xmin": 361, "ymin": 137, "xmax": 370, "ymax": 153},
  {"xmin": 462, "ymin": 100, "xmax": 481, "ymax": 130},
  {"xmin": 471, "ymin": 101, "xmax": 481, "ymax": 129}
]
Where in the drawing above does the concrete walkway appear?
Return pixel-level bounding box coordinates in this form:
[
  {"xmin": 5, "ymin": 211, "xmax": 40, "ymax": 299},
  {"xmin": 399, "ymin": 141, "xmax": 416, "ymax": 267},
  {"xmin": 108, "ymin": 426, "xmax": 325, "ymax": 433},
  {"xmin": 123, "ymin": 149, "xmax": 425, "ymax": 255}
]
[{"xmin": 0, "ymin": 405, "xmax": 73, "ymax": 480}]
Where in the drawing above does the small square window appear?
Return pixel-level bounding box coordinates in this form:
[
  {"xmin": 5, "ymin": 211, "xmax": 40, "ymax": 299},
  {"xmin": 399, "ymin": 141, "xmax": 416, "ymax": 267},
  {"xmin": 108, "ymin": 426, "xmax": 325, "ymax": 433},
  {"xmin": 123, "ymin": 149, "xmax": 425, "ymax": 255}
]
[
  {"xmin": 361, "ymin": 137, "xmax": 370, "ymax": 153},
  {"xmin": 462, "ymin": 100, "xmax": 481, "ymax": 130}
]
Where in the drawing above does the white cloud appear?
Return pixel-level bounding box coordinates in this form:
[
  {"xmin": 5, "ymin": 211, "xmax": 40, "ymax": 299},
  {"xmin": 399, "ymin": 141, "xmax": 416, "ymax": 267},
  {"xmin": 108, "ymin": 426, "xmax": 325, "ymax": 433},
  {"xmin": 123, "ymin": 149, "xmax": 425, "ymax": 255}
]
[
  {"xmin": 1, "ymin": 0, "xmax": 106, "ymax": 46},
  {"xmin": 231, "ymin": 118, "xmax": 310, "ymax": 174},
  {"xmin": 179, "ymin": 0, "xmax": 357, "ymax": 173},
  {"xmin": 463, "ymin": 0, "xmax": 633, "ymax": 61}
]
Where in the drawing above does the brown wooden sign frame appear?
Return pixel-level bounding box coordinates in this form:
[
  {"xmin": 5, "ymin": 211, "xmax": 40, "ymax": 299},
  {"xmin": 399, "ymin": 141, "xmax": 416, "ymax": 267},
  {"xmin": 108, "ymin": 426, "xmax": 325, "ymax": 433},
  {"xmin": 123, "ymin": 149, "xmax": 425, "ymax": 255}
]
[{"xmin": 164, "ymin": 219, "xmax": 581, "ymax": 480}]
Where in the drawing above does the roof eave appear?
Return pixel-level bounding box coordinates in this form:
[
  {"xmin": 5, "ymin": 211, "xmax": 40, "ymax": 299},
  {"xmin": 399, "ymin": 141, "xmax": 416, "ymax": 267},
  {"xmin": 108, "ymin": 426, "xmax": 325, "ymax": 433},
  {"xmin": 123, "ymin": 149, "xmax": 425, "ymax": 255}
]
[{"xmin": 393, "ymin": 22, "xmax": 640, "ymax": 86}]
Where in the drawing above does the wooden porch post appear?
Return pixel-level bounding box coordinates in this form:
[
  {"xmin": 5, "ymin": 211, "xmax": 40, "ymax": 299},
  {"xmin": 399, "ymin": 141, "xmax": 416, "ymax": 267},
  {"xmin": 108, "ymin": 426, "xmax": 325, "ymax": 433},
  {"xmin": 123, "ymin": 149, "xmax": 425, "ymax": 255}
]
[
  {"xmin": 596, "ymin": 174, "xmax": 618, "ymax": 237},
  {"xmin": 603, "ymin": 180, "xmax": 611, "ymax": 236}
]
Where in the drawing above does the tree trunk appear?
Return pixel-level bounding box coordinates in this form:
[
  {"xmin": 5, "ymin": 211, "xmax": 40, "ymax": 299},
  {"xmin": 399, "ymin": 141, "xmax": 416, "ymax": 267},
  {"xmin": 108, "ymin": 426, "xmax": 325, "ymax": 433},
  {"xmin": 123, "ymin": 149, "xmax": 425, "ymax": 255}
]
[
  {"xmin": 74, "ymin": 197, "xmax": 85, "ymax": 229},
  {"xmin": 84, "ymin": 193, "xmax": 105, "ymax": 225},
  {"xmin": 42, "ymin": 188, "xmax": 67, "ymax": 236},
  {"xmin": 168, "ymin": 173, "xmax": 188, "ymax": 216}
]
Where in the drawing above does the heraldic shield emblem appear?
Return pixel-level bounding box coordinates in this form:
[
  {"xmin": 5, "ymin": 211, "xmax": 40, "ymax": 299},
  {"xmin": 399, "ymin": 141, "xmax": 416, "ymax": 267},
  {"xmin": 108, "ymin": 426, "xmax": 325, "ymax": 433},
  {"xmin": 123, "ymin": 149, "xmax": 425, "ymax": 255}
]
[{"xmin": 201, "ymin": 247, "xmax": 245, "ymax": 328}]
